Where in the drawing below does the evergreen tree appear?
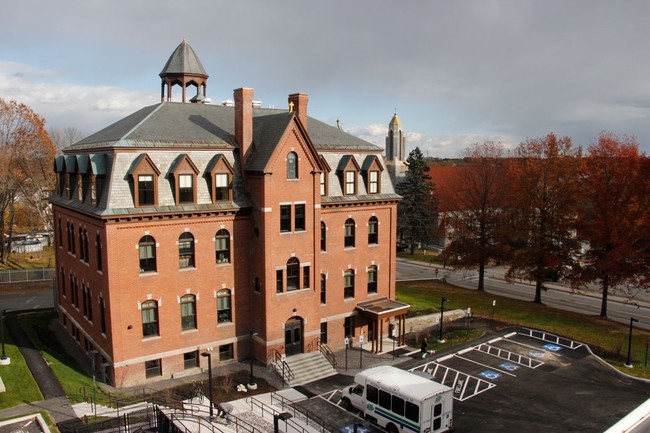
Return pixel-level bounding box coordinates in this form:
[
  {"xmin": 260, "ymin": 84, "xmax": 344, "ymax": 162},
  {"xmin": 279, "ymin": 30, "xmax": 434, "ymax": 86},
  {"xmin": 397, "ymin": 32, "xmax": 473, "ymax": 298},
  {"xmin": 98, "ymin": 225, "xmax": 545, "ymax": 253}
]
[{"xmin": 396, "ymin": 147, "xmax": 436, "ymax": 254}]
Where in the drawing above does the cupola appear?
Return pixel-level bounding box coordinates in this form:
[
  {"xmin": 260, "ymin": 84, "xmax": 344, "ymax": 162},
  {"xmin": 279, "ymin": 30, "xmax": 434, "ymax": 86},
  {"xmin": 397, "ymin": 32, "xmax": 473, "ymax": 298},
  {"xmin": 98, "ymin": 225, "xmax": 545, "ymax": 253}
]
[{"xmin": 160, "ymin": 39, "xmax": 209, "ymax": 103}]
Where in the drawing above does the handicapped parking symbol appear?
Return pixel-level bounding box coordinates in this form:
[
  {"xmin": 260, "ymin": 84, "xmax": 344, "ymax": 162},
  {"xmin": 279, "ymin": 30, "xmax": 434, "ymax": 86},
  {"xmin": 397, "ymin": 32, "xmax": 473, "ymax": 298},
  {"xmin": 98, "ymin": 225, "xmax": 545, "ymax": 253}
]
[
  {"xmin": 543, "ymin": 343, "xmax": 562, "ymax": 352},
  {"xmin": 499, "ymin": 362, "xmax": 520, "ymax": 371},
  {"xmin": 479, "ymin": 370, "xmax": 502, "ymax": 380},
  {"xmin": 528, "ymin": 350, "xmax": 545, "ymax": 358}
]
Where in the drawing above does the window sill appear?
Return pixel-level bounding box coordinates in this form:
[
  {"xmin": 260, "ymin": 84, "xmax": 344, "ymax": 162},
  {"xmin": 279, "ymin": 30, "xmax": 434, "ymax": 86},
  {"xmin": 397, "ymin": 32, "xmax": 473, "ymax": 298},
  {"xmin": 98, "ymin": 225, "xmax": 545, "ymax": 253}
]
[
  {"xmin": 139, "ymin": 271, "xmax": 159, "ymax": 277},
  {"xmin": 179, "ymin": 267, "xmax": 197, "ymax": 272},
  {"xmin": 142, "ymin": 335, "xmax": 161, "ymax": 341},
  {"xmin": 367, "ymin": 292, "xmax": 379, "ymax": 296},
  {"xmin": 368, "ymin": 243, "xmax": 379, "ymax": 248},
  {"xmin": 216, "ymin": 261, "xmax": 231, "ymax": 266},
  {"xmin": 181, "ymin": 328, "xmax": 198, "ymax": 334},
  {"xmin": 344, "ymin": 247, "xmax": 356, "ymax": 251},
  {"xmin": 217, "ymin": 321, "xmax": 233, "ymax": 327},
  {"xmin": 344, "ymin": 297, "xmax": 355, "ymax": 301}
]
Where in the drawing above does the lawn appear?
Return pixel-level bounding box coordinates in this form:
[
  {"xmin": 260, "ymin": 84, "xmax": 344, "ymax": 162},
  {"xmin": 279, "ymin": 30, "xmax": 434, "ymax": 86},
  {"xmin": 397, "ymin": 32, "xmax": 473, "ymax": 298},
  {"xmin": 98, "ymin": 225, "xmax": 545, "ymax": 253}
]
[
  {"xmin": 0, "ymin": 246, "xmax": 56, "ymax": 270},
  {"xmin": 396, "ymin": 279, "xmax": 650, "ymax": 379},
  {"xmin": 0, "ymin": 323, "xmax": 43, "ymax": 409}
]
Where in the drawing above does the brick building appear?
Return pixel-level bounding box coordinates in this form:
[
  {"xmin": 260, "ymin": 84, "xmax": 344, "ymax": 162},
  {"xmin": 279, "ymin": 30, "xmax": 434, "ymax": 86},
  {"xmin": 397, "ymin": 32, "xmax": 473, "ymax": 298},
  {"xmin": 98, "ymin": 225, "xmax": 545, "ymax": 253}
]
[{"xmin": 51, "ymin": 40, "xmax": 407, "ymax": 387}]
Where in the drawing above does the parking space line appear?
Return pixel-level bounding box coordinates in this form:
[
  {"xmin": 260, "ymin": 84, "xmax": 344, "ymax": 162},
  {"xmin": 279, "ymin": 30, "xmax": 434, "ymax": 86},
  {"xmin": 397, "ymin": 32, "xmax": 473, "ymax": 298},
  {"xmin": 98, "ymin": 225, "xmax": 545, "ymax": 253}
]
[
  {"xmin": 519, "ymin": 328, "xmax": 583, "ymax": 349},
  {"xmin": 410, "ymin": 361, "xmax": 497, "ymax": 401},
  {"xmin": 454, "ymin": 354, "xmax": 517, "ymax": 377},
  {"xmin": 476, "ymin": 343, "xmax": 544, "ymax": 369}
]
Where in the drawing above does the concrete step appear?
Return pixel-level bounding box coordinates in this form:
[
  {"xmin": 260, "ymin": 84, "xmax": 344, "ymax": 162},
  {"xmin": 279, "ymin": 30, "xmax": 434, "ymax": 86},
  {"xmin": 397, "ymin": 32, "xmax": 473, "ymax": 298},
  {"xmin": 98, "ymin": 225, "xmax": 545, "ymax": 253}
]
[{"xmin": 282, "ymin": 351, "xmax": 336, "ymax": 386}]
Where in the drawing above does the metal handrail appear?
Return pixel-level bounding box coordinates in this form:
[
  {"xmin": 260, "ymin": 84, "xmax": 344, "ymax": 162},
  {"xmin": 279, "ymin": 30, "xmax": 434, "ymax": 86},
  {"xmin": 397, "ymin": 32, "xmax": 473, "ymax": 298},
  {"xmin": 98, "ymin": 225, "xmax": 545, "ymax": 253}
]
[
  {"xmin": 317, "ymin": 339, "xmax": 337, "ymax": 369},
  {"xmin": 267, "ymin": 348, "xmax": 295, "ymax": 385},
  {"xmin": 245, "ymin": 396, "xmax": 322, "ymax": 433},
  {"xmin": 269, "ymin": 393, "xmax": 337, "ymax": 433}
]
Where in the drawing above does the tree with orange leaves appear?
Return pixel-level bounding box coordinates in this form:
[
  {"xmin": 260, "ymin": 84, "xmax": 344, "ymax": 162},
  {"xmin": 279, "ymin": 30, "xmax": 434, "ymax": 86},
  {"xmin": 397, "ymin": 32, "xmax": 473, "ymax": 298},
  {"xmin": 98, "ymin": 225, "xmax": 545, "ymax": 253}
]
[
  {"xmin": 573, "ymin": 132, "xmax": 649, "ymax": 317},
  {"xmin": 505, "ymin": 133, "xmax": 582, "ymax": 304},
  {"xmin": 0, "ymin": 98, "xmax": 55, "ymax": 263},
  {"xmin": 438, "ymin": 142, "xmax": 511, "ymax": 292}
]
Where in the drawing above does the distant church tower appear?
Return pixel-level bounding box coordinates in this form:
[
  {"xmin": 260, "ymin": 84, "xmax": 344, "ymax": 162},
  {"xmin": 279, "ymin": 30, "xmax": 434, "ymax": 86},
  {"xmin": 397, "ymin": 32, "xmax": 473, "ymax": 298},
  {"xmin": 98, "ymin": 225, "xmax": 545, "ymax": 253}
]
[
  {"xmin": 385, "ymin": 111, "xmax": 407, "ymax": 185},
  {"xmin": 160, "ymin": 39, "xmax": 209, "ymax": 103}
]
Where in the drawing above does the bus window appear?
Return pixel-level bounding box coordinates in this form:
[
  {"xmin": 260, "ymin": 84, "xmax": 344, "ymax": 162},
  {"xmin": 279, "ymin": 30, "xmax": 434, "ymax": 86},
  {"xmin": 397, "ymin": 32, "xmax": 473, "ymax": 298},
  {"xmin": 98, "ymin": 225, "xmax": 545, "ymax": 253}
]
[
  {"xmin": 367, "ymin": 385, "xmax": 378, "ymax": 404},
  {"xmin": 352, "ymin": 385, "xmax": 364, "ymax": 396},
  {"xmin": 392, "ymin": 395, "xmax": 405, "ymax": 416},
  {"xmin": 405, "ymin": 401, "xmax": 419, "ymax": 423},
  {"xmin": 434, "ymin": 403, "xmax": 442, "ymax": 417},
  {"xmin": 379, "ymin": 390, "xmax": 391, "ymax": 410}
]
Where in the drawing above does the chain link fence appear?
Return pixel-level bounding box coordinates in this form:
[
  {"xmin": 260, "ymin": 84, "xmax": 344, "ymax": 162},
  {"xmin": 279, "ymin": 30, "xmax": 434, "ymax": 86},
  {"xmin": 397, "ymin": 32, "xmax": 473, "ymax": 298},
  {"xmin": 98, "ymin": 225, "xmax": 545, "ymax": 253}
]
[{"xmin": 0, "ymin": 268, "xmax": 55, "ymax": 284}]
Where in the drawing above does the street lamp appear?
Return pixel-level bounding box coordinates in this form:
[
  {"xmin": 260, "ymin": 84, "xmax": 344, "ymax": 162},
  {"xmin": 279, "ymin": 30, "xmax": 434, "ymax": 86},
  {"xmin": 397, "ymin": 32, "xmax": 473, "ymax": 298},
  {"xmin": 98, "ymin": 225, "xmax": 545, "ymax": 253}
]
[
  {"xmin": 438, "ymin": 298, "xmax": 449, "ymax": 342},
  {"xmin": 624, "ymin": 317, "xmax": 640, "ymax": 368},
  {"xmin": 248, "ymin": 329, "xmax": 258, "ymax": 389},
  {"xmin": 201, "ymin": 351, "xmax": 213, "ymax": 418},
  {"xmin": 0, "ymin": 310, "xmax": 8, "ymax": 364},
  {"xmin": 273, "ymin": 412, "xmax": 293, "ymax": 433}
]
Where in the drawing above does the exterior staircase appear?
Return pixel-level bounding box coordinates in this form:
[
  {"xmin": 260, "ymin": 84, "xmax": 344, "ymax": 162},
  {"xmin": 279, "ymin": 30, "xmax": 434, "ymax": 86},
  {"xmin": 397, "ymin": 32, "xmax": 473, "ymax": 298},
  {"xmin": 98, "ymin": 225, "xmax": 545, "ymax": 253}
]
[{"xmin": 281, "ymin": 351, "xmax": 337, "ymax": 386}]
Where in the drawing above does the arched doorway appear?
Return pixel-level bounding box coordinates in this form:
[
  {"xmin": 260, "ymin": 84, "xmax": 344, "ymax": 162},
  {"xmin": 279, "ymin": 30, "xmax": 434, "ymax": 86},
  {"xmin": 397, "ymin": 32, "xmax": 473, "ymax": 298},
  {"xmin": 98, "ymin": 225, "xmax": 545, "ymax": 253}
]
[{"xmin": 284, "ymin": 317, "xmax": 303, "ymax": 356}]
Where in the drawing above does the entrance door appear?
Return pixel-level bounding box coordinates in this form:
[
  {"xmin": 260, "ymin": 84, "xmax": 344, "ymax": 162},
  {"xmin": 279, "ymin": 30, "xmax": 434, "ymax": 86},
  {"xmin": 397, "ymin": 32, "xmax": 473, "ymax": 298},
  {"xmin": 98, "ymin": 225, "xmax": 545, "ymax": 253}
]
[{"xmin": 284, "ymin": 318, "xmax": 303, "ymax": 356}]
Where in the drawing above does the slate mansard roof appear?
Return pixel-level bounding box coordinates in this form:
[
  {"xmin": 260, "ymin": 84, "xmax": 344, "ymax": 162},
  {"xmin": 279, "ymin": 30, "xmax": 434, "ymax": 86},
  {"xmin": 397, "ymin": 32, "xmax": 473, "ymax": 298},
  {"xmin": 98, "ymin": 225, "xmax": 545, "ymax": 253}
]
[{"xmin": 53, "ymin": 101, "xmax": 398, "ymax": 217}]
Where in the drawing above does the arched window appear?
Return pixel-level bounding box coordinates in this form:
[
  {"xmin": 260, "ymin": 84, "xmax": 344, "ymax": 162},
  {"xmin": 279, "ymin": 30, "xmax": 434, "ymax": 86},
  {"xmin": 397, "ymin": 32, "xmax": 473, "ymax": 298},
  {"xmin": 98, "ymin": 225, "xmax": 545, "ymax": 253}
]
[
  {"xmin": 344, "ymin": 270, "xmax": 355, "ymax": 299},
  {"xmin": 179, "ymin": 232, "xmax": 195, "ymax": 268},
  {"xmin": 180, "ymin": 295, "xmax": 197, "ymax": 330},
  {"xmin": 139, "ymin": 235, "xmax": 156, "ymax": 273},
  {"xmin": 320, "ymin": 222, "xmax": 327, "ymax": 252},
  {"xmin": 368, "ymin": 216, "xmax": 379, "ymax": 245},
  {"xmin": 320, "ymin": 274, "xmax": 326, "ymax": 304},
  {"xmin": 96, "ymin": 234, "xmax": 103, "ymax": 271},
  {"xmin": 215, "ymin": 229, "xmax": 230, "ymax": 264},
  {"xmin": 287, "ymin": 152, "xmax": 298, "ymax": 179},
  {"xmin": 217, "ymin": 289, "xmax": 232, "ymax": 323},
  {"xmin": 367, "ymin": 266, "xmax": 378, "ymax": 294},
  {"xmin": 344, "ymin": 219, "xmax": 355, "ymax": 248},
  {"xmin": 141, "ymin": 300, "xmax": 159, "ymax": 337},
  {"xmin": 287, "ymin": 257, "xmax": 300, "ymax": 291}
]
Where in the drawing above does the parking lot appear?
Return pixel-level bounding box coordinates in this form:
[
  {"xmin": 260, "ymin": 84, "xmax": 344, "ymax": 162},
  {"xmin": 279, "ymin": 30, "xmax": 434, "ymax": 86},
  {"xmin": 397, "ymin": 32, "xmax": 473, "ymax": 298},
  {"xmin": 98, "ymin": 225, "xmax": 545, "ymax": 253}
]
[{"xmin": 297, "ymin": 328, "xmax": 650, "ymax": 433}]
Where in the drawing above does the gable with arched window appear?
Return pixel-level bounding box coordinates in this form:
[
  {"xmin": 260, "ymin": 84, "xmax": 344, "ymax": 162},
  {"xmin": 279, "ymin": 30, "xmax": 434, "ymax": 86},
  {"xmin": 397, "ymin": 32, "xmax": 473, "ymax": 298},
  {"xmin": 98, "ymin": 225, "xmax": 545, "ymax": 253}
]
[
  {"xmin": 139, "ymin": 235, "xmax": 157, "ymax": 273},
  {"xmin": 287, "ymin": 151, "xmax": 298, "ymax": 179},
  {"xmin": 337, "ymin": 155, "xmax": 360, "ymax": 196},
  {"xmin": 362, "ymin": 155, "xmax": 384, "ymax": 195},
  {"xmin": 206, "ymin": 154, "xmax": 235, "ymax": 203}
]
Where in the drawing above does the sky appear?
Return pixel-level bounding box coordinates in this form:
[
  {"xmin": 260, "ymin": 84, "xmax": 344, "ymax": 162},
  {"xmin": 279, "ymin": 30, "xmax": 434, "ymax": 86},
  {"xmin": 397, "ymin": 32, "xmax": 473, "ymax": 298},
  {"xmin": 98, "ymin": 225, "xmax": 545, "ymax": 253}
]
[{"xmin": 2, "ymin": 1, "xmax": 650, "ymax": 158}]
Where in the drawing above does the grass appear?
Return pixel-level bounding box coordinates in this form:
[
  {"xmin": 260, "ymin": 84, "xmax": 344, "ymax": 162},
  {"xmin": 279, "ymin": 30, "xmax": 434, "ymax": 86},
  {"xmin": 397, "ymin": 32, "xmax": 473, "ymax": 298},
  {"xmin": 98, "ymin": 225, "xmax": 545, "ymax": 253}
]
[
  {"xmin": 0, "ymin": 246, "xmax": 56, "ymax": 270},
  {"xmin": 396, "ymin": 279, "xmax": 650, "ymax": 379},
  {"xmin": 0, "ymin": 323, "xmax": 43, "ymax": 409},
  {"xmin": 18, "ymin": 311, "xmax": 109, "ymax": 404}
]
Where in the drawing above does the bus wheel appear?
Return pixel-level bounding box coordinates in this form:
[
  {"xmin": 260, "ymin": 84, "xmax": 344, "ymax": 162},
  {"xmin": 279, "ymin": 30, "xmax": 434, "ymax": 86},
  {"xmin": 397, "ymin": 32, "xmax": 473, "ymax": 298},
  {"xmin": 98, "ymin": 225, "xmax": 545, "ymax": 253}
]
[
  {"xmin": 341, "ymin": 398, "xmax": 352, "ymax": 411},
  {"xmin": 386, "ymin": 423, "xmax": 398, "ymax": 433}
]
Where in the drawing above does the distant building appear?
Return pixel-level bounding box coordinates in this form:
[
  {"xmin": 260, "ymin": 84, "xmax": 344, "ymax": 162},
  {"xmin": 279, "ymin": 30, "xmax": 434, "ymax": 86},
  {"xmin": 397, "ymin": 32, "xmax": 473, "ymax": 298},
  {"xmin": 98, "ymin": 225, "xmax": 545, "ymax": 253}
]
[
  {"xmin": 385, "ymin": 112, "xmax": 407, "ymax": 185},
  {"xmin": 50, "ymin": 40, "xmax": 407, "ymax": 387}
]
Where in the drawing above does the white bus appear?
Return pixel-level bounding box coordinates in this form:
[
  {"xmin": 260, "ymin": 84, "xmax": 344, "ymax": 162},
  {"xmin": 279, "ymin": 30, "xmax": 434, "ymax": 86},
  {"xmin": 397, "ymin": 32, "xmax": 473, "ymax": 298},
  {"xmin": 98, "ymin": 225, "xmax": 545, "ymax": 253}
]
[{"xmin": 340, "ymin": 365, "xmax": 453, "ymax": 433}]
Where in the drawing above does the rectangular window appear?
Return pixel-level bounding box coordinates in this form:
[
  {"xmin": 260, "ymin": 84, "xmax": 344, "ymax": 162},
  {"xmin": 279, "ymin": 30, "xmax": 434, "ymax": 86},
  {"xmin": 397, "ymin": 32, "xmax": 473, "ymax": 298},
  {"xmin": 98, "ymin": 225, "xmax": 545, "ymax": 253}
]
[
  {"xmin": 345, "ymin": 171, "xmax": 356, "ymax": 195},
  {"xmin": 303, "ymin": 266, "xmax": 310, "ymax": 289},
  {"xmin": 344, "ymin": 316, "xmax": 355, "ymax": 337},
  {"xmin": 344, "ymin": 271, "xmax": 355, "ymax": 299},
  {"xmin": 379, "ymin": 390, "xmax": 391, "ymax": 410},
  {"xmin": 145, "ymin": 359, "xmax": 162, "ymax": 378},
  {"xmin": 320, "ymin": 172, "xmax": 326, "ymax": 196},
  {"xmin": 179, "ymin": 174, "xmax": 193, "ymax": 203},
  {"xmin": 392, "ymin": 395, "xmax": 405, "ymax": 416},
  {"xmin": 368, "ymin": 267, "xmax": 377, "ymax": 294},
  {"xmin": 280, "ymin": 205, "xmax": 291, "ymax": 232},
  {"xmin": 215, "ymin": 173, "xmax": 229, "ymax": 201},
  {"xmin": 99, "ymin": 296, "xmax": 106, "ymax": 334},
  {"xmin": 367, "ymin": 385, "xmax": 379, "ymax": 404},
  {"xmin": 138, "ymin": 175, "xmax": 155, "ymax": 206},
  {"xmin": 405, "ymin": 401, "xmax": 420, "ymax": 423},
  {"xmin": 369, "ymin": 171, "xmax": 379, "ymax": 194},
  {"xmin": 276, "ymin": 269, "xmax": 283, "ymax": 293},
  {"xmin": 184, "ymin": 351, "xmax": 199, "ymax": 369},
  {"xmin": 219, "ymin": 344, "xmax": 234, "ymax": 361},
  {"xmin": 181, "ymin": 298, "xmax": 197, "ymax": 330},
  {"xmin": 294, "ymin": 204, "xmax": 305, "ymax": 231},
  {"xmin": 320, "ymin": 274, "xmax": 326, "ymax": 304},
  {"xmin": 320, "ymin": 322, "xmax": 328, "ymax": 344}
]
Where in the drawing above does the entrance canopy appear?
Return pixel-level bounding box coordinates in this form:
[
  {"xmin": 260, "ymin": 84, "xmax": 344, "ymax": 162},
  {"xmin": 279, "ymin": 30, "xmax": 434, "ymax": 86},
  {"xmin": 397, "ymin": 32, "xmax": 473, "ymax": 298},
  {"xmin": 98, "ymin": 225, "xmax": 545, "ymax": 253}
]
[{"xmin": 356, "ymin": 298, "xmax": 410, "ymax": 353}]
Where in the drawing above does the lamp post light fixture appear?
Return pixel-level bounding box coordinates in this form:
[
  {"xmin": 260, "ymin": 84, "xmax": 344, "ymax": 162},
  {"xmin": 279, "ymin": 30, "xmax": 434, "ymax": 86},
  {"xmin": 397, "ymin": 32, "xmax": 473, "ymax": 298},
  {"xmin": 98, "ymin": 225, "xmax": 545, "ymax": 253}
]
[
  {"xmin": 201, "ymin": 351, "xmax": 214, "ymax": 418},
  {"xmin": 624, "ymin": 317, "xmax": 640, "ymax": 368},
  {"xmin": 273, "ymin": 412, "xmax": 293, "ymax": 433},
  {"xmin": 0, "ymin": 309, "xmax": 9, "ymax": 365},
  {"xmin": 248, "ymin": 329, "xmax": 258, "ymax": 389},
  {"xmin": 438, "ymin": 297, "xmax": 449, "ymax": 342}
]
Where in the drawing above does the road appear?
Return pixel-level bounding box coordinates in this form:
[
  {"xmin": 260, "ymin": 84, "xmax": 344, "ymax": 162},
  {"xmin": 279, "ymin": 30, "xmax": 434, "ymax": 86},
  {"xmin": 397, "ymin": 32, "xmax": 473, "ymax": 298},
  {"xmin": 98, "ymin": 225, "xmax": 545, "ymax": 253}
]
[
  {"xmin": 0, "ymin": 283, "xmax": 55, "ymax": 312},
  {"xmin": 397, "ymin": 258, "xmax": 650, "ymax": 330}
]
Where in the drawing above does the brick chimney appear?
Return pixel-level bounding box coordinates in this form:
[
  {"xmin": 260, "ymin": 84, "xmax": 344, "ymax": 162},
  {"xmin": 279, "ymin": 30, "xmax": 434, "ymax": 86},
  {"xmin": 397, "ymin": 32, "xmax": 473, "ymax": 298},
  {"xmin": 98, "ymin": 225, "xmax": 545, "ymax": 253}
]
[
  {"xmin": 288, "ymin": 93, "xmax": 309, "ymax": 129},
  {"xmin": 235, "ymin": 87, "xmax": 254, "ymax": 167}
]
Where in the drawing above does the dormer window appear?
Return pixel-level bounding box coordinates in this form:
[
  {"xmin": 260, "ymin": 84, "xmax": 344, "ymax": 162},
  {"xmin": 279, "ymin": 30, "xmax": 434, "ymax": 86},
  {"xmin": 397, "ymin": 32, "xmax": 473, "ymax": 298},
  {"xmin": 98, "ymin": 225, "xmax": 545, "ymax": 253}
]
[
  {"xmin": 337, "ymin": 155, "xmax": 360, "ymax": 197},
  {"xmin": 170, "ymin": 154, "xmax": 199, "ymax": 205},
  {"xmin": 318, "ymin": 155, "xmax": 331, "ymax": 197},
  {"xmin": 129, "ymin": 153, "xmax": 160, "ymax": 207},
  {"xmin": 206, "ymin": 154, "xmax": 234, "ymax": 203},
  {"xmin": 362, "ymin": 155, "xmax": 384, "ymax": 195}
]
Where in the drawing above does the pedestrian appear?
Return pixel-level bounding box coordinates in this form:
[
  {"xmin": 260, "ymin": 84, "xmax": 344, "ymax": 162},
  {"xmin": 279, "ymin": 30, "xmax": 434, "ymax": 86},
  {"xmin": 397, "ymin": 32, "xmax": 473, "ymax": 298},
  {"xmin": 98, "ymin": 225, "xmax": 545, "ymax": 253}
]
[
  {"xmin": 421, "ymin": 337, "xmax": 428, "ymax": 359},
  {"xmin": 215, "ymin": 402, "xmax": 234, "ymax": 424}
]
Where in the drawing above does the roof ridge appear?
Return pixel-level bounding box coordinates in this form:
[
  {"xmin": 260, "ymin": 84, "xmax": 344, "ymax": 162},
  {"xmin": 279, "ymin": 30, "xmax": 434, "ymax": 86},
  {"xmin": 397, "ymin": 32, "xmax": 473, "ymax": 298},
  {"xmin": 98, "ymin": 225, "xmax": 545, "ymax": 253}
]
[{"xmin": 121, "ymin": 103, "xmax": 167, "ymax": 140}]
